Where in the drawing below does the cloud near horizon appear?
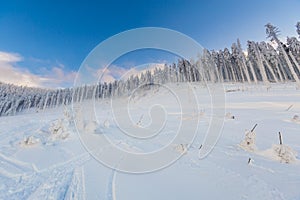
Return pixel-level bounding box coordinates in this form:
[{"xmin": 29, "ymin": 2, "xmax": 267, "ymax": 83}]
[
  {"xmin": 0, "ymin": 50, "xmax": 168, "ymax": 88},
  {"xmin": 0, "ymin": 51, "xmax": 77, "ymax": 88}
]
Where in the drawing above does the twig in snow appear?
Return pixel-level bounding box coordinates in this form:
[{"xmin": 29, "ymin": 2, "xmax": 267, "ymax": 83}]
[
  {"xmin": 251, "ymin": 124, "xmax": 258, "ymax": 132},
  {"xmin": 285, "ymin": 104, "xmax": 293, "ymax": 111},
  {"xmin": 279, "ymin": 132, "xmax": 283, "ymax": 145},
  {"xmin": 248, "ymin": 158, "xmax": 251, "ymax": 164},
  {"xmin": 136, "ymin": 114, "xmax": 144, "ymax": 126}
]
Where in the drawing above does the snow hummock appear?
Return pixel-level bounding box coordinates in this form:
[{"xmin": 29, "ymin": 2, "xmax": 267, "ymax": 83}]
[
  {"xmin": 49, "ymin": 119, "xmax": 69, "ymax": 141},
  {"xmin": 20, "ymin": 136, "xmax": 40, "ymax": 147},
  {"xmin": 173, "ymin": 144, "xmax": 188, "ymax": 154},
  {"xmin": 84, "ymin": 121, "xmax": 99, "ymax": 133},
  {"xmin": 239, "ymin": 130, "xmax": 257, "ymax": 152},
  {"xmin": 225, "ymin": 112, "xmax": 235, "ymax": 120},
  {"xmin": 261, "ymin": 144, "xmax": 298, "ymax": 164}
]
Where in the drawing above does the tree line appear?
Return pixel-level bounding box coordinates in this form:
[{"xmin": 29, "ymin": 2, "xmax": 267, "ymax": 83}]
[{"xmin": 1, "ymin": 22, "xmax": 300, "ymax": 116}]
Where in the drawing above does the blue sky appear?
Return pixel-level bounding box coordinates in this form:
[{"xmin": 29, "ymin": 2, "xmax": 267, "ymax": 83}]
[{"xmin": 0, "ymin": 0, "xmax": 299, "ymax": 87}]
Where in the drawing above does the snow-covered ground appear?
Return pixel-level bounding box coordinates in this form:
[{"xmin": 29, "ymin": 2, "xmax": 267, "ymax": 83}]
[{"xmin": 0, "ymin": 83, "xmax": 300, "ymax": 200}]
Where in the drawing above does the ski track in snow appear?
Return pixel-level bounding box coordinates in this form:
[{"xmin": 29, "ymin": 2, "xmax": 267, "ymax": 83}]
[
  {"xmin": 0, "ymin": 153, "xmax": 90, "ymax": 200},
  {"xmin": 27, "ymin": 168, "xmax": 74, "ymax": 200},
  {"xmin": 0, "ymin": 152, "xmax": 34, "ymax": 177},
  {"xmin": 209, "ymin": 159, "xmax": 286, "ymax": 200},
  {"xmin": 64, "ymin": 167, "xmax": 86, "ymax": 200},
  {"xmin": 106, "ymin": 169, "xmax": 117, "ymax": 200}
]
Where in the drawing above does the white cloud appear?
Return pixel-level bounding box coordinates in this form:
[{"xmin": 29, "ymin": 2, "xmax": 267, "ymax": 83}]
[
  {"xmin": 0, "ymin": 49, "xmax": 169, "ymax": 89},
  {"xmin": 0, "ymin": 51, "xmax": 23, "ymax": 62},
  {"xmin": 0, "ymin": 51, "xmax": 77, "ymax": 88},
  {"xmin": 41, "ymin": 67, "xmax": 77, "ymax": 88}
]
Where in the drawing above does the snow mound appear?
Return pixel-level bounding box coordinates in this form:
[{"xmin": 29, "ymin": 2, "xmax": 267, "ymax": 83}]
[
  {"xmin": 20, "ymin": 136, "xmax": 40, "ymax": 147},
  {"xmin": 173, "ymin": 144, "xmax": 188, "ymax": 154},
  {"xmin": 84, "ymin": 120, "xmax": 99, "ymax": 133},
  {"xmin": 73, "ymin": 107, "xmax": 101, "ymax": 134},
  {"xmin": 261, "ymin": 144, "xmax": 298, "ymax": 163},
  {"xmin": 225, "ymin": 112, "xmax": 235, "ymax": 119},
  {"xmin": 103, "ymin": 119, "xmax": 110, "ymax": 128},
  {"xmin": 76, "ymin": 119, "xmax": 101, "ymax": 134},
  {"xmin": 239, "ymin": 130, "xmax": 257, "ymax": 152}
]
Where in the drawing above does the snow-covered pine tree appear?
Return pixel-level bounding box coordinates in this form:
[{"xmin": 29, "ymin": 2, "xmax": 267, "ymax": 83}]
[
  {"xmin": 296, "ymin": 22, "xmax": 300, "ymax": 38},
  {"xmin": 247, "ymin": 41, "xmax": 269, "ymax": 83},
  {"xmin": 258, "ymin": 42, "xmax": 279, "ymax": 82},
  {"xmin": 287, "ymin": 37, "xmax": 300, "ymax": 65},
  {"xmin": 265, "ymin": 23, "xmax": 300, "ymax": 85}
]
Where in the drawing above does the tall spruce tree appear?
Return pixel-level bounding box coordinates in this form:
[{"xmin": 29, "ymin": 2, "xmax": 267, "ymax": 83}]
[{"xmin": 265, "ymin": 23, "xmax": 300, "ymax": 85}]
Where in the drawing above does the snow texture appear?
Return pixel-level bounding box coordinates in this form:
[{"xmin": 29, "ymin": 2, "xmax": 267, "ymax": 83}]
[{"xmin": 0, "ymin": 83, "xmax": 300, "ymax": 200}]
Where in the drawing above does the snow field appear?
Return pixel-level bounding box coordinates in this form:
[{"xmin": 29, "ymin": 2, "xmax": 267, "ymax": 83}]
[{"xmin": 0, "ymin": 83, "xmax": 299, "ymax": 199}]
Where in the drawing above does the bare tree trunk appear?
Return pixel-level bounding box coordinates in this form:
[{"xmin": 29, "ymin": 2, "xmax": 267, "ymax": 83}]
[{"xmin": 276, "ymin": 38, "xmax": 300, "ymax": 85}]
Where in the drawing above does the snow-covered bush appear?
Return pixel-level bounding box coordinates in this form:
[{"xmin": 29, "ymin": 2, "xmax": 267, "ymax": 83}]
[
  {"xmin": 20, "ymin": 136, "xmax": 40, "ymax": 147},
  {"xmin": 49, "ymin": 119, "xmax": 69, "ymax": 140},
  {"xmin": 264, "ymin": 144, "xmax": 298, "ymax": 163},
  {"xmin": 240, "ymin": 130, "xmax": 257, "ymax": 151}
]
